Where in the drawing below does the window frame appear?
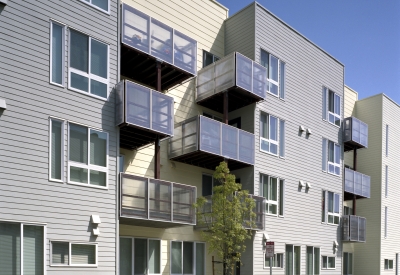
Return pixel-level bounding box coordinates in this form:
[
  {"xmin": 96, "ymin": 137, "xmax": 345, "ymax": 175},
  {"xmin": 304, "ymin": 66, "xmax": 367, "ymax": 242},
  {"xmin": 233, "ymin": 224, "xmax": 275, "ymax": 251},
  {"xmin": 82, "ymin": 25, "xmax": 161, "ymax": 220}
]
[
  {"xmin": 50, "ymin": 21, "xmax": 66, "ymax": 87},
  {"xmin": 78, "ymin": 0, "xmax": 110, "ymax": 14},
  {"xmin": 285, "ymin": 244, "xmax": 301, "ymax": 275},
  {"xmin": 321, "ymin": 256, "xmax": 336, "ymax": 270},
  {"xmin": 170, "ymin": 240, "xmax": 206, "ymax": 275},
  {"xmin": 260, "ymin": 174, "xmax": 284, "ymax": 216},
  {"xmin": 260, "ymin": 49, "xmax": 285, "ymax": 99},
  {"xmin": 322, "ymin": 191, "xmax": 340, "ymax": 225},
  {"xmin": 279, "ymin": 179, "xmax": 285, "ymax": 217},
  {"xmin": 264, "ymin": 253, "xmax": 284, "ymax": 268},
  {"xmin": 202, "ymin": 50, "xmax": 220, "ymax": 68},
  {"xmin": 386, "ymin": 124, "xmax": 389, "ymax": 156},
  {"xmin": 306, "ymin": 246, "xmax": 320, "ymax": 275},
  {"xmin": 343, "ymin": 252, "xmax": 353, "ymax": 275},
  {"xmin": 0, "ymin": 220, "xmax": 47, "ymax": 275},
  {"xmin": 50, "ymin": 241, "xmax": 98, "ymax": 267},
  {"xmin": 67, "ymin": 122, "xmax": 109, "ymax": 189},
  {"xmin": 384, "ymin": 259, "xmax": 394, "ymax": 270},
  {"xmin": 260, "ymin": 112, "xmax": 279, "ymax": 156},
  {"xmin": 49, "ymin": 118, "xmax": 65, "ymax": 182},
  {"xmin": 324, "ymin": 88, "xmax": 341, "ymax": 127},
  {"xmin": 327, "ymin": 140, "xmax": 341, "ymax": 176},
  {"xmin": 385, "ymin": 206, "xmax": 388, "ymax": 238},
  {"xmin": 68, "ymin": 28, "xmax": 110, "ymax": 100},
  {"xmin": 202, "ymin": 173, "xmax": 217, "ymax": 196}
]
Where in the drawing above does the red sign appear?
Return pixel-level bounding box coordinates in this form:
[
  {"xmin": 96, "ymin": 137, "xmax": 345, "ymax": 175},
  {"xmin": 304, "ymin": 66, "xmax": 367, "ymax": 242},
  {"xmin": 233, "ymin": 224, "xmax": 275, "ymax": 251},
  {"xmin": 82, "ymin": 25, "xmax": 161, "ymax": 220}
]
[{"xmin": 265, "ymin": 241, "xmax": 274, "ymax": 257}]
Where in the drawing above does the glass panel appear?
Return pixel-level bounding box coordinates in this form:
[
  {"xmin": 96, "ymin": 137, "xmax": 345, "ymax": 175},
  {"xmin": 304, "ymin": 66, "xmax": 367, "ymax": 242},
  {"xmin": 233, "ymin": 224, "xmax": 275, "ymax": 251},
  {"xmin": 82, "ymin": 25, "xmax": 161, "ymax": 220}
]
[
  {"xmin": 285, "ymin": 245, "xmax": 293, "ymax": 275},
  {"xmin": 343, "ymin": 253, "xmax": 348, "ymax": 275},
  {"xmin": 197, "ymin": 64, "xmax": 215, "ymax": 101},
  {"xmin": 328, "ymin": 141, "xmax": 334, "ymax": 163},
  {"xmin": 0, "ymin": 223, "xmax": 21, "ymax": 275},
  {"xmin": 335, "ymin": 94, "xmax": 341, "ymax": 115},
  {"xmin": 322, "ymin": 87, "xmax": 327, "ymax": 120},
  {"xmin": 334, "ymin": 194, "xmax": 340, "ymax": 214},
  {"xmin": 23, "ymin": 225, "xmax": 44, "ymax": 275},
  {"xmin": 321, "ymin": 191, "xmax": 326, "ymax": 222},
  {"xmin": 306, "ymin": 247, "xmax": 313, "ymax": 275},
  {"xmin": 354, "ymin": 172, "xmax": 362, "ymax": 195},
  {"xmin": 236, "ymin": 53, "xmax": 252, "ymax": 92},
  {"xmin": 183, "ymin": 242, "xmax": 193, "ymax": 274},
  {"xmin": 269, "ymin": 82, "xmax": 278, "ymax": 96},
  {"xmin": 51, "ymin": 120, "xmax": 62, "ymax": 180},
  {"xmin": 328, "ymin": 192, "xmax": 334, "ymax": 212},
  {"xmin": 121, "ymin": 175, "xmax": 147, "ymax": 218},
  {"xmin": 203, "ymin": 51, "xmax": 214, "ymax": 68},
  {"xmin": 126, "ymin": 82, "xmax": 151, "ymax": 129},
  {"xmin": 90, "ymin": 129, "xmax": 107, "ymax": 167},
  {"xmin": 134, "ymin": 239, "xmax": 147, "ymax": 274},
  {"xmin": 149, "ymin": 240, "xmax": 160, "ymax": 274},
  {"xmin": 173, "ymin": 185, "xmax": 194, "ymax": 223},
  {"xmin": 352, "ymin": 118, "xmax": 360, "ymax": 143},
  {"xmin": 279, "ymin": 120, "xmax": 285, "ymax": 157},
  {"xmin": 239, "ymin": 131, "xmax": 254, "ymax": 164},
  {"xmin": 269, "ymin": 55, "xmax": 278, "ymax": 82},
  {"xmin": 270, "ymin": 177, "xmax": 277, "ymax": 201},
  {"xmin": 69, "ymin": 124, "xmax": 88, "ymax": 164},
  {"xmin": 71, "ymin": 244, "xmax": 96, "ymax": 265},
  {"xmin": 174, "ymin": 30, "xmax": 196, "ymax": 74},
  {"xmin": 252, "ymin": 63, "xmax": 267, "ymax": 98},
  {"xmin": 214, "ymin": 54, "xmax": 235, "ymax": 94},
  {"xmin": 92, "ymin": 0, "xmax": 108, "ymax": 11},
  {"xmin": 280, "ymin": 62, "xmax": 285, "ymax": 99},
  {"xmin": 122, "ymin": 5, "xmax": 150, "ymax": 54},
  {"xmin": 260, "ymin": 113, "xmax": 268, "ymax": 139},
  {"xmin": 90, "ymin": 79, "xmax": 107, "ymax": 98},
  {"xmin": 222, "ymin": 124, "xmax": 238, "ymax": 159},
  {"xmin": 322, "ymin": 256, "xmax": 327, "ymax": 268},
  {"xmin": 90, "ymin": 39, "xmax": 107, "ymax": 78},
  {"xmin": 270, "ymin": 116, "xmax": 278, "ymax": 141},
  {"xmin": 348, "ymin": 253, "xmax": 352, "ymax": 274},
  {"xmin": 119, "ymin": 238, "xmax": 132, "ymax": 275},
  {"xmin": 269, "ymin": 143, "xmax": 277, "ymax": 154},
  {"xmin": 51, "ymin": 23, "xmax": 63, "ymax": 84},
  {"xmin": 328, "ymin": 257, "xmax": 335, "ymax": 268},
  {"xmin": 202, "ymin": 174, "xmax": 213, "ymax": 196},
  {"xmin": 52, "ymin": 242, "xmax": 69, "ymax": 265},
  {"xmin": 260, "ymin": 139, "xmax": 269, "ymax": 152},
  {"xmin": 195, "ymin": 243, "xmax": 205, "ymax": 275},
  {"xmin": 152, "ymin": 91, "xmax": 174, "ymax": 135},
  {"xmin": 200, "ymin": 116, "xmax": 220, "ymax": 155},
  {"xmin": 89, "ymin": 170, "xmax": 106, "ymax": 186},
  {"xmin": 260, "ymin": 50, "xmax": 269, "ymax": 70},
  {"xmin": 71, "ymin": 72, "xmax": 89, "ymax": 92},
  {"xmin": 345, "ymin": 168, "xmax": 354, "ymax": 194},
  {"xmin": 314, "ymin": 248, "xmax": 320, "ymax": 275},
  {"xmin": 268, "ymin": 204, "xmax": 277, "ymax": 214},
  {"xmin": 70, "ymin": 167, "xmax": 88, "ymax": 183},
  {"xmin": 149, "ymin": 179, "xmax": 171, "ymax": 221},
  {"xmin": 294, "ymin": 246, "xmax": 301, "ymax": 275},
  {"xmin": 328, "ymin": 91, "xmax": 334, "ymax": 113},
  {"xmin": 150, "ymin": 18, "xmax": 173, "ymax": 64},
  {"xmin": 334, "ymin": 144, "xmax": 340, "ymax": 164},
  {"xmin": 171, "ymin": 242, "xmax": 182, "ymax": 274},
  {"xmin": 70, "ymin": 30, "xmax": 88, "ymax": 72},
  {"xmin": 279, "ymin": 180, "xmax": 284, "ymax": 216}
]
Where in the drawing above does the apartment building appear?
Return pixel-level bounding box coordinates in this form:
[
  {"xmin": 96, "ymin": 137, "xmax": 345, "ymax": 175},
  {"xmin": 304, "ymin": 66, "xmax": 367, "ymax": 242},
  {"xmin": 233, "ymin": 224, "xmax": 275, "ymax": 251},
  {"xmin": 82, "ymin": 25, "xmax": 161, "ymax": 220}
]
[
  {"xmin": 344, "ymin": 87, "xmax": 399, "ymax": 275},
  {"xmin": 0, "ymin": 0, "xmax": 119, "ymax": 274}
]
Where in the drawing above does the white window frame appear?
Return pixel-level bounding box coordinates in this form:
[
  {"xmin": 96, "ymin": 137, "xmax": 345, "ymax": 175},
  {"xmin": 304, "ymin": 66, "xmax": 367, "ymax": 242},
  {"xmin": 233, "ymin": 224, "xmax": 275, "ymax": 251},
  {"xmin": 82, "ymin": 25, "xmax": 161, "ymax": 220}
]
[
  {"xmin": 260, "ymin": 49, "xmax": 285, "ymax": 99},
  {"xmin": 279, "ymin": 179, "xmax": 285, "ymax": 217},
  {"xmin": 68, "ymin": 29, "xmax": 109, "ymax": 100},
  {"xmin": 386, "ymin": 124, "xmax": 389, "ymax": 156},
  {"xmin": 170, "ymin": 240, "xmax": 206, "ymax": 275},
  {"xmin": 343, "ymin": 252, "xmax": 353, "ymax": 275},
  {"xmin": 0, "ymin": 220, "xmax": 47, "ymax": 275},
  {"xmin": 202, "ymin": 50, "xmax": 220, "ymax": 68},
  {"xmin": 260, "ymin": 112, "xmax": 279, "ymax": 156},
  {"xmin": 323, "ymin": 191, "xmax": 340, "ymax": 225},
  {"xmin": 326, "ymin": 88, "xmax": 341, "ymax": 127},
  {"xmin": 119, "ymin": 237, "xmax": 162, "ymax": 275},
  {"xmin": 286, "ymin": 244, "xmax": 301, "ymax": 275},
  {"xmin": 49, "ymin": 21, "xmax": 65, "ymax": 87},
  {"xmin": 385, "ymin": 259, "xmax": 394, "ymax": 270},
  {"xmin": 50, "ymin": 241, "xmax": 98, "ymax": 267},
  {"xmin": 306, "ymin": 246, "xmax": 320, "ymax": 275},
  {"xmin": 78, "ymin": 0, "xmax": 110, "ymax": 14},
  {"xmin": 327, "ymin": 140, "xmax": 341, "ymax": 176},
  {"xmin": 385, "ymin": 165, "xmax": 388, "ymax": 197},
  {"xmin": 385, "ymin": 206, "xmax": 388, "ymax": 238},
  {"xmin": 67, "ymin": 122, "xmax": 109, "ymax": 189},
  {"xmin": 260, "ymin": 174, "xmax": 282, "ymax": 216},
  {"xmin": 49, "ymin": 118, "xmax": 65, "ymax": 182},
  {"xmin": 321, "ymin": 256, "xmax": 336, "ymax": 269},
  {"xmin": 264, "ymin": 253, "xmax": 283, "ymax": 268}
]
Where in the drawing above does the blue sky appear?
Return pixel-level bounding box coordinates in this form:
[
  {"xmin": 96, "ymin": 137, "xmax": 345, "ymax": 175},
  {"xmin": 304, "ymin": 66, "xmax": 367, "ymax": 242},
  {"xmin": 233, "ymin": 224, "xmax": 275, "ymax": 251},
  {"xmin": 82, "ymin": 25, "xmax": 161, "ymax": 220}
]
[{"xmin": 218, "ymin": 0, "xmax": 400, "ymax": 103}]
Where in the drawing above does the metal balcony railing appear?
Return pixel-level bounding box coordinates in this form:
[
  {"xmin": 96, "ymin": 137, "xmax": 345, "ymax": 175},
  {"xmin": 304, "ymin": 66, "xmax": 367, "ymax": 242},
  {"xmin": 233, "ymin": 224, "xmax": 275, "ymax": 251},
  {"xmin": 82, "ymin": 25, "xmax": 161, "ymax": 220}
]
[
  {"xmin": 120, "ymin": 173, "xmax": 196, "ymax": 226},
  {"xmin": 344, "ymin": 168, "xmax": 371, "ymax": 199},
  {"xmin": 169, "ymin": 115, "xmax": 255, "ymax": 170},
  {"xmin": 342, "ymin": 215, "xmax": 366, "ymax": 242},
  {"xmin": 343, "ymin": 117, "xmax": 368, "ymax": 151}
]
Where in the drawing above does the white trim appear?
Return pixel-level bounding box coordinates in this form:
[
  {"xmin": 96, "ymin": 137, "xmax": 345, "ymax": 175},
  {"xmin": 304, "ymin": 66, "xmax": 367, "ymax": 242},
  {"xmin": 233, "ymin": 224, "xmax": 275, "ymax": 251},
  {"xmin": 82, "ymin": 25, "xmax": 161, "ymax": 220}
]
[
  {"xmin": 50, "ymin": 241, "xmax": 98, "ymax": 267},
  {"xmin": 21, "ymin": 223, "xmax": 24, "ymax": 273},
  {"xmin": 260, "ymin": 174, "xmax": 279, "ymax": 216},
  {"xmin": 326, "ymin": 191, "xmax": 340, "ymax": 225},
  {"xmin": 259, "ymin": 113, "xmax": 279, "ymax": 156},
  {"xmin": 327, "ymin": 140, "xmax": 341, "ymax": 176},
  {"xmin": 384, "ymin": 259, "xmax": 394, "ymax": 270},
  {"xmin": 78, "ymin": 0, "xmax": 110, "ymax": 14},
  {"xmin": 49, "ymin": 21, "xmax": 66, "ymax": 87},
  {"xmin": 321, "ymin": 255, "xmax": 336, "ymax": 270},
  {"xmin": 327, "ymin": 89, "xmax": 342, "ymax": 127},
  {"xmin": 49, "ymin": 118, "xmax": 65, "ymax": 182}
]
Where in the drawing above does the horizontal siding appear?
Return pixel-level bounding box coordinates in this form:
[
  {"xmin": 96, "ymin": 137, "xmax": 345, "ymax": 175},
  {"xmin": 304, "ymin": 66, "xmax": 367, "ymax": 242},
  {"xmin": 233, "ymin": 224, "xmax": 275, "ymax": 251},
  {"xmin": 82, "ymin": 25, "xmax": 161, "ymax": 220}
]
[{"xmin": 0, "ymin": 0, "xmax": 119, "ymax": 274}]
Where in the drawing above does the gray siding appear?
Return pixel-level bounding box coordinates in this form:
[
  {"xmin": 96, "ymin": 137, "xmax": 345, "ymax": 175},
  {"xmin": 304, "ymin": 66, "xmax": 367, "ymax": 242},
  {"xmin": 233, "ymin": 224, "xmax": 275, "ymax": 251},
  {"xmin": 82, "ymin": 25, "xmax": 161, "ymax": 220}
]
[{"xmin": 0, "ymin": 0, "xmax": 118, "ymax": 274}]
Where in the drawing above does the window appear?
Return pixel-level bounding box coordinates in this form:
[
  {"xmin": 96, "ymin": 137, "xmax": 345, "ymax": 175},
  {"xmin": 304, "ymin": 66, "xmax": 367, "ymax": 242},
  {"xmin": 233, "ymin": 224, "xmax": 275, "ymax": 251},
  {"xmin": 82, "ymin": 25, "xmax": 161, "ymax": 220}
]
[
  {"xmin": 322, "ymin": 191, "xmax": 340, "ymax": 225},
  {"xmin": 385, "ymin": 259, "xmax": 393, "ymax": 270},
  {"xmin": 51, "ymin": 241, "xmax": 97, "ymax": 266},
  {"xmin": 264, "ymin": 253, "xmax": 283, "ymax": 268},
  {"xmin": 322, "ymin": 138, "xmax": 340, "ymax": 175},
  {"xmin": 69, "ymin": 29, "xmax": 109, "ymax": 99},
  {"xmin": 386, "ymin": 124, "xmax": 389, "ymax": 156},
  {"xmin": 79, "ymin": 0, "xmax": 109, "ymax": 12},
  {"xmin": 306, "ymin": 246, "xmax": 320, "ymax": 275},
  {"xmin": 260, "ymin": 50, "xmax": 285, "ymax": 99},
  {"xmin": 119, "ymin": 154, "xmax": 125, "ymax": 173},
  {"xmin": 343, "ymin": 252, "xmax": 353, "ymax": 275},
  {"xmin": 279, "ymin": 180, "xmax": 285, "ymax": 216},
  {"xmin": 261, "ymin": 175, "xmax": 278, "ymax": 215},
  {"xmin": 68, "ymin": 123, "xmax": 108, "ymax": 188},
  {"xmin": 50, "ymin": 119, "xmax": 64, "ymax": 181},
  {"xmin": 343, "ymin": 206, "xmax": 353, "ymax": 216},
  {"xmin": 202, "ymin": 174, "xmax": 216, "ymax": 196},
  {"xmin": 50, "ymin": 21, "xmax": 65, "ymax": 86},
  {"xmin": 322, "ymin": 87, "xmax": 341, "ymax": 126},
  {"xmin": 260, "ymin": 112, "xmax": 284, "ymax": 156},
  {"xmin": 285, "ymin": 245, "xmax": 301, "ymax": 275},
  {"xmin": 171, "ymin": 241, "xmax": 205, "ymax": 275},
  {"xmin": 0, "ymin": 222, "xmax": 45, "ymax": 274},
  {"xmin": 119, "ymin": 238, "xmax": 160, "ymax": 275},
  {"xmin": 385, "ymin": 207, "xmax": 388, "ymax": 238},
  {"xmin": 385, "ymin": 165, "xmax": 388, "ymax": 197},
  {"xmin": 203, "ymin": 50, "xmax": 219, "ymax": 68},
  {"xmin": 321, "ymin": 256, "xmax": 335, "ymax": 269}
]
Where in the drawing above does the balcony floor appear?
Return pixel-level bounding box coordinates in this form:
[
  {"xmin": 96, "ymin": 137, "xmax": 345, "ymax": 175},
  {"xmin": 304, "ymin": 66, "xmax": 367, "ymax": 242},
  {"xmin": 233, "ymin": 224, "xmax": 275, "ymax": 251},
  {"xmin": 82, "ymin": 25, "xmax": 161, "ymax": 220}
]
[
  {"xmin": 344, "ymin": 140, "xmax": 366, "ymax": 152},
  {"xmin": 120, "ymin": 217, "xmax": 193, "ymax": 228},
  {"xmin": 344, "ymin": 191, "xmax": 368, "ymax": 201},
  {"xmin": 197, "ymin": 87, "xmax": 264, "ymax": 113},
  {"xmin": 121, "ymin": 45, "xmax": 194, "ymax": 91},
  {"xmin": 170, "ymin": 150, "xmax": 252, "ymax": 171},
  {"xmin": 119, "ymin": 124, "xmax": 170, "ymax": 150}
]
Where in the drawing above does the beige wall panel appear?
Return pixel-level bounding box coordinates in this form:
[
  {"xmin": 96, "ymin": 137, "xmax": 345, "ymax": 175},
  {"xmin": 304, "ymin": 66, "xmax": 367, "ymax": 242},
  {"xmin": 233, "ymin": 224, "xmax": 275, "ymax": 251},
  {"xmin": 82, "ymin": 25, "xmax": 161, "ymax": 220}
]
[{"xmin": 344, "ymin": 86, "xmax": 358, "ymax": 118}]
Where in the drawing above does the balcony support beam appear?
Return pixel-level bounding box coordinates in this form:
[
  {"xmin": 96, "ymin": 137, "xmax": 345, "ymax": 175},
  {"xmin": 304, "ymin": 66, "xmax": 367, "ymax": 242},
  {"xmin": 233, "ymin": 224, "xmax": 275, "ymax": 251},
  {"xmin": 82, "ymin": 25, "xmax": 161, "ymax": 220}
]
[
  {"xmin": 154, "ymin": 61, "xmax": 162, "ymax": 179},
  {"xmin": 223, "ymin": 91, "xmax": 228, "ymax": 124},
  {"xmin": 353, "ymin": 147, "xmax": 357, "ymax": 215}
]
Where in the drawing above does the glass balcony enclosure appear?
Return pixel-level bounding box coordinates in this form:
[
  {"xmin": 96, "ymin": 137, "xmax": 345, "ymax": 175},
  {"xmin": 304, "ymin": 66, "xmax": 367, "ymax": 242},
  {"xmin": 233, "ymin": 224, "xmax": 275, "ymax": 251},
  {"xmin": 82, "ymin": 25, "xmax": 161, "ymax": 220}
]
[
  {"xmin": 343, "ymin": 117, "xmax": 368, "ymax": 151},
  {"xmin": 116, "ymin": 80, "xmax": 174, "ymax": 149},
  {"xmin": 344, "ymin": 168, "xmax": 371, "ymax": 200},
  {"xmin": 169, "ymin": 115, "xmax": 255, "ymax": 170},
  {"xmin": 342, "ymin": 215, "xmax": 366, "ymax": 242},
  {"xmin": 196, "ymin": 52, "xmax": 267, "ymax": 113},
  {"xmin": 196, "ymin": 194, "xmax": 265, "ymax": 231},
  {"xmin": 121, "ymin": 3, "xmax": 197, "ymax": 90},
  {"xmin": 120, "ymin": 173, "xmax": 196, "ymax": 227}
]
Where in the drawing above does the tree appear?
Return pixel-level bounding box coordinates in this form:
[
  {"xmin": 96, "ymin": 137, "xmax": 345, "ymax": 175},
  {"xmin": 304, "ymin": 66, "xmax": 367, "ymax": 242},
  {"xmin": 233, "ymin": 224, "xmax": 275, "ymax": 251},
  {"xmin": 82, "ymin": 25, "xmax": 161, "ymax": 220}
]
[{"xmin": 194, "ymin": 162, "xmax": 256, "ymax": 275}]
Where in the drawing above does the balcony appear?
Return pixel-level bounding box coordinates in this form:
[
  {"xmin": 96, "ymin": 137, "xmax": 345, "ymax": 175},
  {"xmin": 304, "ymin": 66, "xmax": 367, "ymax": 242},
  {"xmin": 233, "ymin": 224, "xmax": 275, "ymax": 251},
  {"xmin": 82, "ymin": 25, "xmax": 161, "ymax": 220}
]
[
  {"xmin": 196, "ymin": 194, "xmax": 265, "ymax": 231},
  {"xmin": 169, "ymin": 115, "xmax": 255, "ymax": 170},
  {"xmin": 344, "ymin": 168, "xmax": 371, "ymax": 200},
  {"xmin": 196, "ymin": 52, "xmax": 267, "ymax": 113},
  {"xmin": 342, "ymin": 215, "xmax": 366, "ymax": 242},
  {"xmin": 120, "ymin": 173, "xmax": 196, "ymax": 227},
  {"xmin": 121, "ymin": 3, "xmax": 197, "ymax": 91},
  {"xmin": 116, "ymin": 80, "xmax": 174, "ymax": 150},
  {"xmin": 343, "ymin": 117, "xmax": 368, "ymax": 151}
]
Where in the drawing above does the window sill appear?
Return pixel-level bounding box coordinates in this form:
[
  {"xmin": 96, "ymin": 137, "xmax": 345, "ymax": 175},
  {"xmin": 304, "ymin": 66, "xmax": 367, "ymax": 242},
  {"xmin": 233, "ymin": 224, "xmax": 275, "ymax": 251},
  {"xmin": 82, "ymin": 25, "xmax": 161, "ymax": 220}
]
[
  {"xmin": 49, "ymin": 179, "xmax": 64, "ymax": 184},
  {"xmin": 266, "ymin": 213, "xmax": 278, "ymax": 217},
  {"xmin": 327, "ymin": 171, "xmax": 341, "ymax": 177},
  {"xmin": 67, "ymin": 181, "xmax": 108, "ymax": 190},
  {"xmin": 50, "ymin": 81, "xmax": 65, "ymax": 88},
  {"xmin": 263, "ymin": 267, "xmax": 283, "ymax": 269},
  {"xmin": 259, "ymin": 148, "xmax": 279, "ymax": 157},
  {"xmin": 50, "ymin": 264, "xmax": 98, "ymax": 268},
  {"xmin": 78, "ymin": 0, "xmax": 110, "ymax": 15}
]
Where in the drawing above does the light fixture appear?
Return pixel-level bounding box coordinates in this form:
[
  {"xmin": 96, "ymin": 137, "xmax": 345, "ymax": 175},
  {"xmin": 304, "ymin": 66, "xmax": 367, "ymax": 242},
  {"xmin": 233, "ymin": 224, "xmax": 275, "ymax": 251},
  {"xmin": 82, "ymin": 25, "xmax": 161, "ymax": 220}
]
[
  {"xmin": 299, "ymin": 125, "xmax": 305, "ymax": 132},
  {"xmin": 299, "ymin": 180, "xmax": 305, "ymax": 188},
  {"xmin": 92, "ymin": 228, "xmax": 100, "ymax": 236},
  {"xmin": 306, "ymin": 128, "xmax": 312, "ymax": 135},
  {"xmin": 263, "ymin": 233, "xmax": 269, "ymax": 241},
  {"xmin": 91, "ymin": 215, "xmax": 101, "ymax": 236},
  {"xmin": 306, "ymin": 182, "xmax": 311, "ymax": 189},
  {"xmin": 0, "ymin": 99, "xmax": 6, "ymax": 110},
  {"xmin": 91, "ymin": 215, "xmax": 101, "ymax": 224}
]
